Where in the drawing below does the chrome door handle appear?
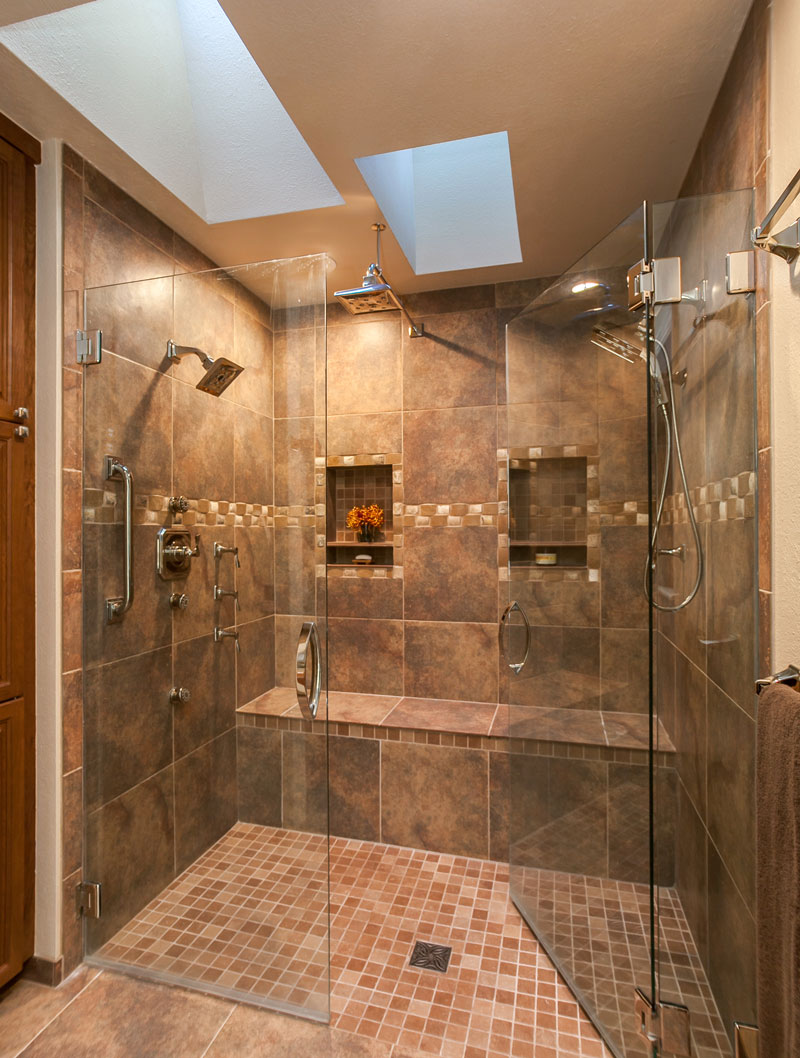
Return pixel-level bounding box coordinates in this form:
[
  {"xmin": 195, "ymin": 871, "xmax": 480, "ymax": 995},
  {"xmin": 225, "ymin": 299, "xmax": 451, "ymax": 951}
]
[
  {"xmin": 104, "ymin": 455, "xmax": 134, "ymax": 623},
  {"xmin": 296, "ymin": 620, "xmax": 322, "ymax": 720},
  {"xmin": 499, "ymin": 600, "xmax": 531, "ymax": 675}
]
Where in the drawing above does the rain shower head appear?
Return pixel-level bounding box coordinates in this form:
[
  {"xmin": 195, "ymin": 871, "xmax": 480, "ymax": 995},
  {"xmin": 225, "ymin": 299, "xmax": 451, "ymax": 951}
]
[
  {"xmin": 166, "ymin": 340, "xmax": 244, "ymax": 397},
  {"xmin": 334, "ymin": 223, "xmax": 424, "ymax": 337}
]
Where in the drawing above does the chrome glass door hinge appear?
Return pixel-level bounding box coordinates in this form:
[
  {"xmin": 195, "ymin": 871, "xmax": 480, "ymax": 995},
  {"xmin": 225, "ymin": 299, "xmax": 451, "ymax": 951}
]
[
  {"xmin": 627, "ymin": 258, "xmax": 682, "ymax": 310},
  {"xmin": 726, "ymin": 251, "xmax": 756, "ymax": 294},
  {"xmin": 75, "ymin": 880, "xmax": 101, "ymax": 919},
  {"xmin": 634, "ymin": 989, "xmax": 691, "ymax": 1056},
  {"xmin": 76, "ymin": 329, "xmax": 102, "ymax": 365}
]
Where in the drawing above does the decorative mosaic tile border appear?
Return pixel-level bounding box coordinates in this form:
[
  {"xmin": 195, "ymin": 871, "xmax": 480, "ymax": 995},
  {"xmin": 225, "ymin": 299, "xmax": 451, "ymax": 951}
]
[
  {"xmin": 663, "ymin": 469, "xmax": 756, "ymax": 524},
  {"xmin": 83, "ymin": 489, "xmax": 273, "ymax": 527}
]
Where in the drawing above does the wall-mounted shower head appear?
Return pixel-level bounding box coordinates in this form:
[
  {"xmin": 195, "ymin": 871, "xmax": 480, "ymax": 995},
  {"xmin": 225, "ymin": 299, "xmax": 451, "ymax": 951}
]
[
  {"xmin": 166, "ymin": 340, "xmax": 244, "ymax": 397},
  {"xmin": 334, "ymin": 223, "xmax": 424, "ymax": 337}
]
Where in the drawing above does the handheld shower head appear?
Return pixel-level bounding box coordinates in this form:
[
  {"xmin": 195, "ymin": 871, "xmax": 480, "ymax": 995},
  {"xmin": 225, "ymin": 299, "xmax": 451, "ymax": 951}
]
[{"xmin": 166, "ymin": 340, "xmax": 244, "ymax": 397}]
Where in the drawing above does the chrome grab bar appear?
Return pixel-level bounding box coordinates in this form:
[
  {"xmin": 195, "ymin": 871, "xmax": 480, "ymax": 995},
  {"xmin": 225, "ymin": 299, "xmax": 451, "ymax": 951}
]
[
  {"xmin": 296, "ymin": 620, "xmax": 322, "ymax": 720},
  {"xmin": 104, "ymin": 455, "xmax": 134, "ymax": 623},
  {"xmin": 499, "ymin": 600, "xmax": 531, "ymax": 675}
]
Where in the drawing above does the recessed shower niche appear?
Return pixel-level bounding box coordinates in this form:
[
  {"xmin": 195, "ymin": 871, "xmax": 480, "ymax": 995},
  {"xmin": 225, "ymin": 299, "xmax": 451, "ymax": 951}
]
[
  {"xmin": 326, "ymin": 462, "xmax": 394, "ymax": 566},
  {"xmin": 508, "ymin": 454, "xmax": 588, "ymax": 567}
]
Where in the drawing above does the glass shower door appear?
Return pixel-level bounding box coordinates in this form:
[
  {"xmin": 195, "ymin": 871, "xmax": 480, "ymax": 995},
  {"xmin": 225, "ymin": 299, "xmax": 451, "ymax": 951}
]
[{"xmin": 80, "ymin": 254, "xmax": 331, "ymax": 1019}]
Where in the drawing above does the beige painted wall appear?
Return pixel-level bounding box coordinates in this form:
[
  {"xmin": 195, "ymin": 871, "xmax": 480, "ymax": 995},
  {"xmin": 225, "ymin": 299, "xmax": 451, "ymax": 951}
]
[{"xmin": 769, "ymin": 0, "xmax": 800, "ymax": 668}]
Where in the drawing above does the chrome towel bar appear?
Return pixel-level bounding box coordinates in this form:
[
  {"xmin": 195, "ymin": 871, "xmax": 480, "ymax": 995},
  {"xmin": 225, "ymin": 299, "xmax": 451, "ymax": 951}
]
[{"xmin": 755, "ymin": 664, "xmax": 800, "ymax": 695}]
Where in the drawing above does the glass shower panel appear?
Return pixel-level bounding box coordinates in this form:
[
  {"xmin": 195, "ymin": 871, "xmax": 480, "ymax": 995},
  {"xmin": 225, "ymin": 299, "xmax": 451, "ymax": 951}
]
[
  {"xmin": 80, "ymin": 254, "xmax": 331, "ymax": 1019},
  {"xmin": 504, "ymin": 205, "xmax": 655, "ymax": 1058},
  {"xmin": 650, "ymin": 190, "xmax": 758, "ymax": 1055}
]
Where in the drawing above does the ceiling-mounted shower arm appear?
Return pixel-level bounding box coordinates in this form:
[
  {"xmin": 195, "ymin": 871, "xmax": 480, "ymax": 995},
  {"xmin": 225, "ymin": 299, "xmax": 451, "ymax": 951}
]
[{"xmin": 753, "ymin": 165, "xmax": 800, "ymax": 262}]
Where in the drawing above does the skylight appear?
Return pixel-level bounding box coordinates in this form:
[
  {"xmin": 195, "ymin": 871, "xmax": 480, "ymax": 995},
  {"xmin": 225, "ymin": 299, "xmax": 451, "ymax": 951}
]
[
  {"xmin": 355, "ymin": 132, "xmax": 522, "ymax": 275},
  {"xmin": 0, "ymin": 0, "xmax": 344, "ymax": 223}
]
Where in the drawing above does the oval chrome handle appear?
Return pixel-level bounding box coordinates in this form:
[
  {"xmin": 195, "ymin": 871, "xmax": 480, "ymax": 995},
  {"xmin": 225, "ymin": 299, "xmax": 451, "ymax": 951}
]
[
  {"xmin": 104, "ymin": 455, "xmax": 134, "ymax": 623},
  {"xmin": 499, "ymin": 600, "xmax": 531, "ymax": 675},
  {"xmin": 296, "ymin": 620, "xmax": 322, "ymax": 720}
]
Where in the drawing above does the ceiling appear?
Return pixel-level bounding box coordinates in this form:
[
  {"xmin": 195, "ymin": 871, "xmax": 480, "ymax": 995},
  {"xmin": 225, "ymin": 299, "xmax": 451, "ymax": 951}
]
[{"xmin": 0, "ymin": 0, "xmax": 752, "ymax": 295}]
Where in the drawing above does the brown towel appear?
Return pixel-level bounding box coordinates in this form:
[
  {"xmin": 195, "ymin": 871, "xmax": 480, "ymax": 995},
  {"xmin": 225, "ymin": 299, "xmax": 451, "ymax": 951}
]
[{"xmin": 757, "ymin": 681, "xmax": 800, "ymax": 1057}]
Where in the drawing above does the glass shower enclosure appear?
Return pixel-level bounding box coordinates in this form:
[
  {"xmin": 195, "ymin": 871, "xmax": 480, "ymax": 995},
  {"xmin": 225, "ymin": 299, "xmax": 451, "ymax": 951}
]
[
  {"xmin": 80, "ymin": 254, "xmax": 331, "ymax": 1019},
  {"xmin": 504, "ymin": 190, "xmax": 758, "ymax": 1058}
]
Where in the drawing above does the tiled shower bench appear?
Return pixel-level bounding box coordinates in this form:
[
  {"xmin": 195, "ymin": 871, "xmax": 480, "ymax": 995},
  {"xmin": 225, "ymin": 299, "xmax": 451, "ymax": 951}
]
[{"xmin": 236, "ymin": 689, "xmax": 675, "ymax": 882}]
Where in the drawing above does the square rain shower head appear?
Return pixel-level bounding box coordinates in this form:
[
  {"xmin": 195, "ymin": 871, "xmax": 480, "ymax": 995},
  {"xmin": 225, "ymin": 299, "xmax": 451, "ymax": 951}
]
[{"xmin": 334, "ymin": 281, "xmax": 403, "ymax": 315}]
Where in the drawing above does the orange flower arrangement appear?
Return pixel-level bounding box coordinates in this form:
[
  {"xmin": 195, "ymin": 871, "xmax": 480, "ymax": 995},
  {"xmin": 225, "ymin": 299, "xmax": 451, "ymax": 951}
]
[{"xmin": 346, "ymin": 504, "xmax": 384, "ymax": 540}]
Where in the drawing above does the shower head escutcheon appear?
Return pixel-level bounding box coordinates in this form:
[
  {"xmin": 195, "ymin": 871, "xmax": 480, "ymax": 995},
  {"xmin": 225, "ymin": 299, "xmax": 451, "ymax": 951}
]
[
  {"xmin": 334, "ymin": 222, "xmax": 424, "ymax": 338},
  {"xmin": 166, "ymin": 340, "xmax": 244, "ymax": 397}
]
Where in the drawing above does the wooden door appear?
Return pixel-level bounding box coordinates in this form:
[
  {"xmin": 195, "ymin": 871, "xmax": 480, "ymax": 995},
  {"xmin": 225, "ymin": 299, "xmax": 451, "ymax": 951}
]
[{"xmin": 0, "ymin": 117, "xmax": 37, "ymax": 988}]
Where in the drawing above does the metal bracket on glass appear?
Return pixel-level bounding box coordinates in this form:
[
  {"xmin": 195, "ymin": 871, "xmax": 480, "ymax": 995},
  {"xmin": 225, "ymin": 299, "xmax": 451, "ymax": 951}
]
[
  {"xmin": 75, "ymin": 880, "xmax": 101, "ymax": 919},
  {"xmin": 499, "ymin": 600, "xmax": 531, "ymax": 675},
  {"xmin": 753, "ymin": 165, "xmax": 800, "ymax": 262},
  {"xmin": 634, "ymin": 989, "xmax": 691, "ymax": 1057},
  {"xmin": 726, "ymin": 251, "xmax": 756, "ymax": 294},
  {"xmin": 156, "ymin": 527, "xmax": 199, "ymax": 581},
  {"xmin": 296, "ymin": 620, "xmax": 322, "ymax": 720},
  {"xmin": 76, "ymin": 329, "xmax": 102, "ymax": 365},
  {"xmin": 626, "ymin": 257, "xmax": 682, "ymax": 310},
  {"xmin": 105, "ymin": 455, "xmax": 134, "ymax": 622}
]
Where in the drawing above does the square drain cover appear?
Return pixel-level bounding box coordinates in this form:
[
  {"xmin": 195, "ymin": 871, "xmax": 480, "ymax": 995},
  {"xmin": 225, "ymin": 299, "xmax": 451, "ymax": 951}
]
[{"xmin": 409, "ymin": 941, "xmax": 452, "ymax": 973}]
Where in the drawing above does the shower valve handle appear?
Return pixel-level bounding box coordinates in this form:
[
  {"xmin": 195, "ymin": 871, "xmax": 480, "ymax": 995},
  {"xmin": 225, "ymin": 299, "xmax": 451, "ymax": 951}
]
[{"xmin": 214, "ymin": 542, "xmax": 240, "ymax": 567}]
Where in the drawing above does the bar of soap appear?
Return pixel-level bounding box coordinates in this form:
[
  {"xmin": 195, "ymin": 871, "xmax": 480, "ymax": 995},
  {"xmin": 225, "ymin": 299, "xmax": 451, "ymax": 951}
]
[
  {"xmin": 535, "ymin": 552, "xmax": 557, "ymax": 566},
  {"xmin": 353, "ymin": 554, "xmax": 373, "ymax": 565}
]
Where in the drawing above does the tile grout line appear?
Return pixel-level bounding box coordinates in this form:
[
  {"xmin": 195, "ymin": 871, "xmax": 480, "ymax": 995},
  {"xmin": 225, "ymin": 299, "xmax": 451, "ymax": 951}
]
[
  {"xmin": 196, "ymin": 1002, "xmax": 238, "ymax": 1058},
  {"xmin": 11, "ymin": 969, "xmax": 105, "ymax": 1058}
]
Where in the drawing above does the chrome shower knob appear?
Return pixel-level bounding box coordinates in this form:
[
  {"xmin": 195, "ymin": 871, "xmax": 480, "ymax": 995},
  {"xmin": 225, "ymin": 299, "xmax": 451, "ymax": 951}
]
[
  {"xmin": 169, "ymin": 592, "xmax": 189, "ymax": 610},
  {"xmin": 168, "ymin": 495, "xmax": 190, "ymax": 514},
  {"xmin": 169, "ymin": 686, "xmax": 191, "ymax": 704}
]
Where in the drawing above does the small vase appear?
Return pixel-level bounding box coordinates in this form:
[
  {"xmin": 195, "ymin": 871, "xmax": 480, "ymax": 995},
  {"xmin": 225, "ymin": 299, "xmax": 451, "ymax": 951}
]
[{"xmin": 357, "ymin": 524, "xmax": 374, "ymax": 543}]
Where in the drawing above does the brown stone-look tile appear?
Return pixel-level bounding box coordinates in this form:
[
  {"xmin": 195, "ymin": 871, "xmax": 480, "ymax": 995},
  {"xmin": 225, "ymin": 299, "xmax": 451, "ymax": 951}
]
[
  {"xmin": 657, "ymin": 520, "xmax": 708, "ymax": 672},
  {"xmin": 62, "ymin": 165, "xmax": 84, "ymax": 281},
  {"xmin": 234, "ymin": 525, "xmax": 274, "ymax": 623},
  {"xmin": 600, "ymin": 526, "xmax": 649, "ymax": 629},
  {"xmin": 204, "ymin": 1005, "xmax": 394, "ymax": 1057},
  {"xmin": 235, "ymin": 617, "xmax": 276, "ymax": 707},
  {"xmin": 62, "ymin": 470, "xmax": 82, "ymax": 571},
  {"xmin": 675, "ymin": 651, "xmax": 707, "ymax": 820},
  {"xmin": 62, "ymin": 142, "xmax": 83, "ymax": 175},
  {"xmin": 513, "ymin": 576, "xmax": 599, "ymax": 629},
  {"xmin": 62, "ymin": 670, "xmax": 83, "ymax": 774},
  {"xmin": 706, "ymin": 682, "xmax": 755, "ymax": 909},
  {"xmin": 405, "ymin": 285, "xmax": 496, "ymax": 316},
  {"xmin": 707, "ymin": 843, "xmax": 757, "ymax": 1034},
  {"xmin": 231, "ymin": 303, "xmax": 273, "ymax": 417},
  {"xmin": 758, "ymin": 446, "xmax": 771, "ymax": 592},
  {"xmin": 706, "ymin": 516, "xmax": 756, "ymax": 716},
  {"xmin": 62, "ymin": 368, "xmax": 82, "ymax": 470},
  {"xmin": 327, "ymin": 318, "xmax": 402, "ymax": 416},
  {"xmin": 509, "ymin": 707, "xmax": 606, "ymax": 746},
  {"xmin": 676, "ymin": 779, "xmax": 708, "ymax": 966},
  {"xmin": 274, "ymin": 614, "xmax": 312, "ymax": 688},
  {"xmin": 507, "ymin": 750, "xmax": 549, "ymax": 860},
  {"xmin": 327, "ymin": 691, "xmax": 398, "ymax": 724},
  {"xmin": 600, "ymin": 628, "xmax": 648, "ymax": 713},
  {"xmin": 171, "ymin": 270, "xmax": 234, "ymax": 386},
  {"xmin": 84, "ymin": 647, "xmax": 173, "ymax": 811},
  {"xmin": 173, "ymin": 633, "xmax": 236, "ymax": 759},
  {"xmin": 607, "ymin": 764, "xmax": 649, "ymax": 884},
  {"xmin": 327, "ymin": 575, "xmax": 403, "ymax": 620},
  {"xmin": 402, "ymin": 308, "xmax": 498, "ymax": 410},
  {"xmin": 84, "ymin": 199, "xmax": 173, "ymax": 288},
  {"xmin": 656, "ymin": 631, "xmax": 677, "ymax": 743},
  {"xmin": 330, "ymin": 735, "xmax": 380, "ymax": 841},
  {"xmin": 489, "ymin": 751, "xmax": 509, "ymax": 861},
  {"xmin": 236, "ymin": 726, "xmax": 282, "ymax": 827},
  {"xmin": 381, "ymin": 742, "xmax": 488, "ymax": 858},
  {"xmin": 403, "ymin": 405, "xmax": 497, "ymax": 505},
  {"xmin": 84, "ymin": 351, "xmax": 172, "ymax": 495},
  {"xmin": 84, "ymin": 275, "xmax": 175, "ymax": 373},
  {"xmin": 274, "ymin": 417, "xmax": 316, "ymax": 506},
  {"xmin": 62, "ymin": 570, "xmax": 82, "ymax": 673},
  {"xmin": 327, "ymin": 412, "xmax": 401, "ymax": 457},
  {"xmin": 329, "ymin": 618, "xmax": 403, "ymax": 696},
  {"xmin": 598, "ymin": 416, "xmax": 648, "ymax": 503},
  {"xmin": 282, "ymin": 731, "xmax": 328, "ymax": 834},
  {"xmin": 495, "ymin": 278, "xmax": 554, "ymax": 309},
  {"xmin": 62, "ymin": 769, "xmax": 82, "ymax": 878},
  {"xmin": 174, "ymin": 729, "xmax": 236, "ymax": 872},
  {"xmin": 385, "ymin": 697, "xmax": 496, "ymax": 736},
  {"xmin": 84, "ymin": 163, "xmax": 174, "ymax": 255},
  {"xmin": 61, "ymin": 870, "xmax": 83, "ymax": 977},
  {"xmin": 0, "ymin": 966, "xmax": 97, "ymax": 1058},
  {"xmin": 273, "ymin": 327, "xmax": 315, "ymax": 418},
  {"xmin": 233, "ymin": 406, "xmax": 273, "ymax": 506},
  {"xmin": 18, "ymin": 971, "xmax": 232, "ymax": 1058},
  {"xmin": 85, "ymin": 768, "xmax": 175, "ymax": 948},
  {"xmin": 758, "ymin": 588, "xmax": 771, "ymax": 678},
  {"xmin": 756, "ymin": 305, "xmax": 771, "ymax": 451},
  {"xmin": 173, "ymin": 380, "xmax": 234, "ymax": 500},
  {"xmin": 274, "ymin": 527, "xmax": 316, "ymax": 616},
  {"xmin": 403, "ymin": 526, "xmax": 498, "ymax": 623},
  {"xmin": 83, "ymin": 524, "xmax": 172, "ymax": 667},
  {"xmin": 173, "ymin": 233, "xmax": 217, "ymax": 273},
  {"xmin": 544, "ymin": 757, "xmax": 608, "ymax": 877},
  {"xmin": 403, "ymin": 621, "xmax": 498, "ymax": 703}
]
